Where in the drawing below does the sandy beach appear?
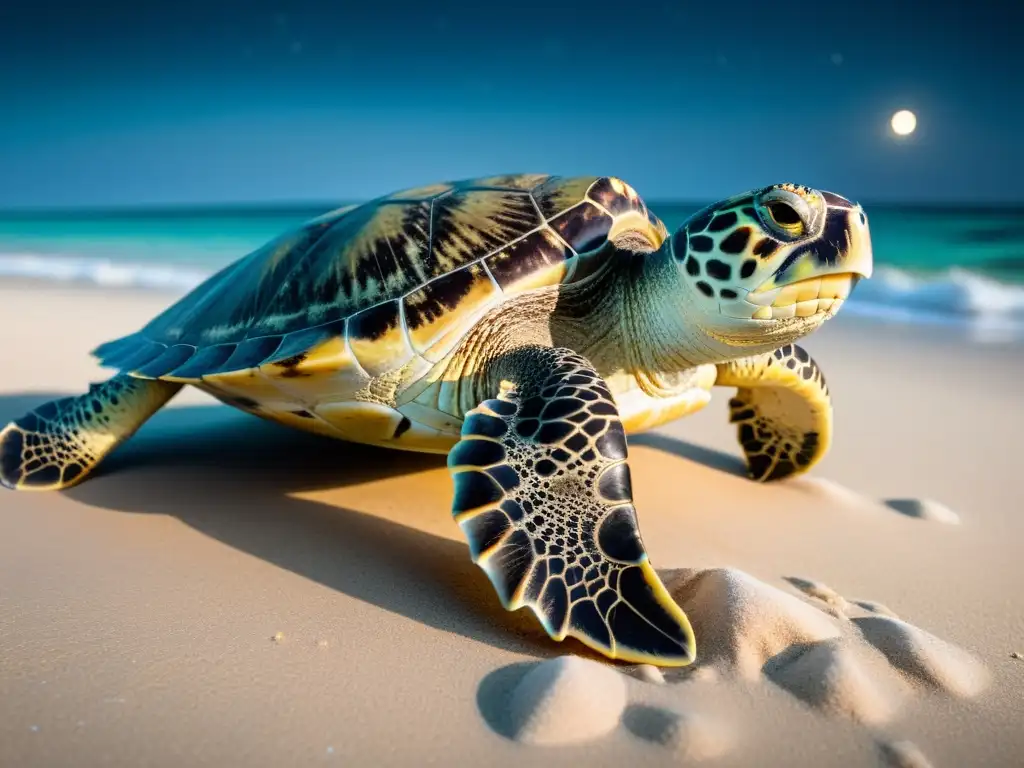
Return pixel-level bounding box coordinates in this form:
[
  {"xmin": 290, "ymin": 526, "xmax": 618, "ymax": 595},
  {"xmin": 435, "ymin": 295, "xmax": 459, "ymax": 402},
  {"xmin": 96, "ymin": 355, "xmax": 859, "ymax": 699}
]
[{"xmin": 1, "ymin": 282, "xmax": 1021, "ymax": 767}]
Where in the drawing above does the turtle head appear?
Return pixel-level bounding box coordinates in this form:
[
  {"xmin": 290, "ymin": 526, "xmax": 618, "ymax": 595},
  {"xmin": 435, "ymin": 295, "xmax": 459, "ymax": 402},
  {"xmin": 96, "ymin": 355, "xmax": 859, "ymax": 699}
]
[{"xmin": 669, "ymin": 183, "xmax": 873, "ymax": 349}]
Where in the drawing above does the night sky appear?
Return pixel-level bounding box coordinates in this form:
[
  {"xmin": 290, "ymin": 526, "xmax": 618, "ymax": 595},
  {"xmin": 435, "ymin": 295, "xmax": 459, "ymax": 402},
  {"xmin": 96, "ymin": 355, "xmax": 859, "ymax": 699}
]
[{"xmin": 1, "ymin": 0, "xmax": 1020, "ymax": 208}]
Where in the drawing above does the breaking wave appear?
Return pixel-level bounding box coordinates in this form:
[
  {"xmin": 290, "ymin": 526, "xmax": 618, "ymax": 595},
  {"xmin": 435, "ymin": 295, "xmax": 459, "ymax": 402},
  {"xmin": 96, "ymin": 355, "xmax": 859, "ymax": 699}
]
[
  {"xmin": 2, "ymin": 252, "xmax": 1023, "ymax": 331},
  {"xmin": 847, "ymin": 266, "xmax": 1024, "ymax": 328}
]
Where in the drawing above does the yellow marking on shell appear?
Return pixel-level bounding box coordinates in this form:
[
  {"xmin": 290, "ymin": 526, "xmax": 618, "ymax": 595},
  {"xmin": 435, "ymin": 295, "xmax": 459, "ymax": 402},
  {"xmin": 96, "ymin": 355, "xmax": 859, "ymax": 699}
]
[
  {"xmin": 390, "ymin": 417, "xmax": 458, "ymax": 453},
  {"xmin": 484, "ymin": 227, "xmax": 572, "ymax": 296},
  {"xmin": 386, "ymin": 182, "xmax": 453, "ymax": 200},
  {"xmin": 607, "ymin": 177, "xmax": 644, "ymax": 208},
  {"xmin": 381, "ymin": 353, "xmax": 437, "ymax": 409},
  {"xmin": 499, "ymin": 257, "xmax": 571, "ymax": 296},
  {"xmin": 404, "ymin": 266, "xmax": 501, "ymax": 363},
  {"xmin": 414, "ymin": 380, "xmax": 441, "ymax": 406},
  {"xmin": 254, "ymin": 408, "xmax": 350, "ymax": 439},
  {"xmin": 394, "ymin": 360, "xmax": 443, "ymax": 409},
  {"xmin": 313, "ymin": 400, "xmax": 405, "ymax": 443},
  {"xmin": 436, "ymin": 377, "xmax": 464, "ymax": 423},
  {"xmin": 417, "ymin": 322, "xmax": 476, "ymax": 365},
  {"xmin": 472, "ymin": 173, "xmax": 549, "ymax": 190},
  {"xmin": 260, "ymin": 336, "xmax": 373, "ymax": 405},
  {"xmin": 535, "ymin": 176, "xmax": 598, "ymax": 217},
  {"xmin": 347, "ymin": 319, "xmax": 415, "ymax": 379},
  {"xmin": 202, "ymin": 369, "xmax": 298, "ymax": 410},
  {"xmin": 269, "ymin": 334, "xmax": 361, "ymax": 375},
  {"xmin": 431, "ymin": 191, "xmax": 540, "ymax": 275},
  {"xmin": 319, "ymin": 202, "xmax": 425, "ymax": 296},
  {"xmin": 396, "ymin": 401, "xmax": 463, "ymax": 435}
]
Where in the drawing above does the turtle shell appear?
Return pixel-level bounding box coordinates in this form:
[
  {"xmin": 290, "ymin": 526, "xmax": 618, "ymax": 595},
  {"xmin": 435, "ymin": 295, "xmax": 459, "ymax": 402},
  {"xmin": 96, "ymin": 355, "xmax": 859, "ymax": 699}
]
[{"xmin": 92, "ymin": 174, "xmax": 667, "ymax": 381}]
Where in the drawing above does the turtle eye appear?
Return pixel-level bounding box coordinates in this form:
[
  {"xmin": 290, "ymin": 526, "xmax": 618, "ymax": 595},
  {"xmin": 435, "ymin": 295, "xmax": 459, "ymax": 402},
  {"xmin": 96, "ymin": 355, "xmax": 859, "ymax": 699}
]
[
  {"xmin": 755, "ymin": 189, "xmax": 814, "ymax": 240},
  {"xmin": 765, "ymin": 201, "xmax": 806, "ymax": 238},
  {"xmin": 767, "ymin": 201, "xmax": 802, "ymax": 228}
]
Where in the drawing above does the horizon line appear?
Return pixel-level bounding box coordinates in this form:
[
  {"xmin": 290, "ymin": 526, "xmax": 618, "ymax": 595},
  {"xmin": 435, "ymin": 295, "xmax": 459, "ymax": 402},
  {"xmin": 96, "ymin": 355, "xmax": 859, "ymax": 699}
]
[{"xmin": 1, "ymin": 198, "xmax": 1022, "ymax": 218}]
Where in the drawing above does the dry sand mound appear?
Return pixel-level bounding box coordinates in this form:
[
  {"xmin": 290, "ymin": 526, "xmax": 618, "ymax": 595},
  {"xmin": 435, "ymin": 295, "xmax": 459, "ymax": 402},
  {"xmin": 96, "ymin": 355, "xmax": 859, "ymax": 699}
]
[
  {"xmin": 506, "ymin": 656, "xmax": 626, "ymax": 745},
  {"xmin": 664, "ymin": 567, "xmax": 841, "ymax": 680},
  {"xmin": 764, "ymin": 638, "xmax": 902, "ymax": 725},
  {"xmin": 478, "ymin": 567, "xmax": 988, "ymax": 753},
  {"xmin": 663, "ymin": 567, "xmax": 988, "ymax": 725},
  {"xmin": 852, "ymin": 616, "xmax": 989, "ymax": 697}
]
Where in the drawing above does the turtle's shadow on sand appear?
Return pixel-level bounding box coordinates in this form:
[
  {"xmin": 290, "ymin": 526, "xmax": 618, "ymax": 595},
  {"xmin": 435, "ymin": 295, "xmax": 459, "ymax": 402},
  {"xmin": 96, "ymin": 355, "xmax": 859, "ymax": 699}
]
[{"xmin": 0, "ymin": 391, "xmax": 742, "ymax": 660}]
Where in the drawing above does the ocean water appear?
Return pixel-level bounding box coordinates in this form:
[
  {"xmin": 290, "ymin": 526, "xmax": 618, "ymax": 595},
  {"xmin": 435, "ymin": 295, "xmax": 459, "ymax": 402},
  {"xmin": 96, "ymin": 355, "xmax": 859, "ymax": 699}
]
[{"xmin": 1, "ymin": 202, "xmax": 1023, "ymax": 335}]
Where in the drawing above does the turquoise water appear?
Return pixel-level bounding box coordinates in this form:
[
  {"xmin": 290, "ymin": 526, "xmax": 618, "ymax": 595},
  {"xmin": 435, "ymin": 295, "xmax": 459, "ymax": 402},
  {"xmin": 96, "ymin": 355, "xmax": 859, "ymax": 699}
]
[{"xmin": 1, "ymin": 202, "xmax": 1023, "ymax": 328}]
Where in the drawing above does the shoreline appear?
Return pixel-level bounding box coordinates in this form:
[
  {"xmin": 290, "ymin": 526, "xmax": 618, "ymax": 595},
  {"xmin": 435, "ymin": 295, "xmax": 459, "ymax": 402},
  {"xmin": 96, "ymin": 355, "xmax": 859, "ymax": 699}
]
[{"xmin": 2, "ymin": 273, "xmax": 1023, "ymax": 346}]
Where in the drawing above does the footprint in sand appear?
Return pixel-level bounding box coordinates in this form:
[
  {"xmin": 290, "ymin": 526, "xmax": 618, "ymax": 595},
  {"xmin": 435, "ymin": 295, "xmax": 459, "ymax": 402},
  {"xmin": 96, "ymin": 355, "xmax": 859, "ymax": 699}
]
[
  {"xmin": 795, "ymin": 479, "xmax": 962, "ymax": 525},
  {"xmin": 476, "ymin": 567, "xmax": 986, "ymax": 755},
  {"xmin": 622, "ymin": 703, "xmax": 732, "ymax": 761},
  {"xmin": 878, "ymin": 739, "xmax": 935, "ymax": 768},
  {"xmin": 783, "ymin": 575, "xmax": 989, "ymax": 698},
  {"xmin": 884, "ymin": 498, "xmax": 961, "ymax": 525},
  {"xmin": 477, "ymin": 655, "xmax": 731, "ymax": 758},
  {"xmin": 660, "ymin": 568, "xmax": 988, "ymax": 728},
  {"xmin": 783, "ymin": 576, "xmax": 853, "ymax": 617},
  {"xmin": 851, "ymin": 599, "xmax": 901, "ymax": 619}
]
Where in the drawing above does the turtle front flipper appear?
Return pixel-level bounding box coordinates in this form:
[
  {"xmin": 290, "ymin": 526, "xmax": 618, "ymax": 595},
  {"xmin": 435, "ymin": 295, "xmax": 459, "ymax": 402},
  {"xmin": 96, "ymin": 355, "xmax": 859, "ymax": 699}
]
[
  {"xmin": 715, "ymin": 344, "xmax": 832, "ymax": 482},
  {"xmin": 447, "ymin": 345, "xmax": 695, "ymax": 667},
  {"xmin": 0, "ymin": 374, "xmax": 181, "ymax": 491}
]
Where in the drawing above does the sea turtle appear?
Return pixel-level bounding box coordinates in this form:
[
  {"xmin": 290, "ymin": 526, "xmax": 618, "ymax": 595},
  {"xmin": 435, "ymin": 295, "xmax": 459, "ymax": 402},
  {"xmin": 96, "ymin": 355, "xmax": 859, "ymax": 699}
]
[{"xmin": 0, "ymin": 174, "xmax": 872, "ymax": 667}]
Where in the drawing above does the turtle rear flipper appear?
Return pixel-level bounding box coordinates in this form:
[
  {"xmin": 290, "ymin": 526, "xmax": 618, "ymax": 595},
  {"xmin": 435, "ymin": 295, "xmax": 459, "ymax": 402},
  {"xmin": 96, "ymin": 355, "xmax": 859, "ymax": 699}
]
[
  {"xmin": 448, "ymin": 345, "xmax": 696, "ymax": 667},
  {"xmin": 716, "ymin": 344, "xmax": 832, "ymax": 482},
  {"xmin": 0, "ymin": 374, "xmax": 181, "ymax": 491}
]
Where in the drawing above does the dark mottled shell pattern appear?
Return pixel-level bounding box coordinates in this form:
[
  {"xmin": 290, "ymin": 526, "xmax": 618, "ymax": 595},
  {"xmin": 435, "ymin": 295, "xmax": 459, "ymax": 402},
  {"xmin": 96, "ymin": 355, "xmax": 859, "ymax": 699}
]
[{"xmin": 93, "ymin": 174, "xmax": 665, "ymax": 382}]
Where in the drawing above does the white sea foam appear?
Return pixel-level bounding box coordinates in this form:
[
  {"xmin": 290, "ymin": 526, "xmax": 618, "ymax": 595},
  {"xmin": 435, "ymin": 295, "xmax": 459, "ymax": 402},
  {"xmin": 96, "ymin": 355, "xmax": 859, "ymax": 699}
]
[
  {"xmin": 1, "ymin": 253, "xmax": 1023, "ymax": 334},
  {"xmin": 0, "ymin": 252, "xmax": 208, "ymax": 292},
  {"xmin": 851, "ymin": 266, "xmax": 1024, "ymax": 320}
]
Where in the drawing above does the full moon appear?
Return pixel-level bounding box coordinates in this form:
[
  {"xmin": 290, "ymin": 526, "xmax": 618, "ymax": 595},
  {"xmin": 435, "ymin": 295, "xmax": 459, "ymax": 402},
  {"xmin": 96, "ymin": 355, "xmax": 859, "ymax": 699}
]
[{"xmin": 890, "ymin": 109, "xmax": 917, "ymax": 136}]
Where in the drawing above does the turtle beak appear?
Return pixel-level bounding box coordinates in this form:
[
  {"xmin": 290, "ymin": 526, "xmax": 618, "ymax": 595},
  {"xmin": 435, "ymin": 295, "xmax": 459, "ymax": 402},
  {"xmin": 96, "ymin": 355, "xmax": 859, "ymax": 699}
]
[
  {"xmin": 846, "ymin": 204, "xmax": 873, "ymax": 280},
  {"xmin": 750, "ymin": 202, "xmax": 874, "ymax": 295},
  {"xmin": 739, "ymin": 203, "xmax": 873, "ymax": 321}
]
